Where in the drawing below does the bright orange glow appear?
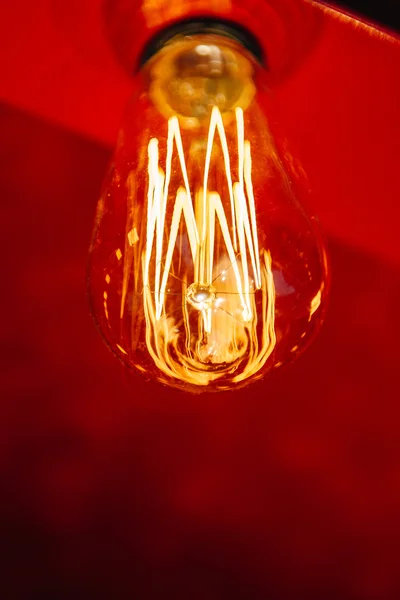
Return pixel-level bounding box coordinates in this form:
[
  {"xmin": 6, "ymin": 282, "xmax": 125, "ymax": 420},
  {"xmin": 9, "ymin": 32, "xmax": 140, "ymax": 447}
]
[
  {"xmin": 88, "ymin": 34, "xmax": 329, "ymax": 392},
  {"xmin": 142, "ymin": 0, "xmax": 232, "ymax": 28},
  {"xmin": 134, "ymin": 106, "xmax": 276, "ymax": 386}
]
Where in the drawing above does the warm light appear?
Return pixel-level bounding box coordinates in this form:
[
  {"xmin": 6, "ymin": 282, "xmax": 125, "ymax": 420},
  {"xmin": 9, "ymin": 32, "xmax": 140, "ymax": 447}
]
[{"xmin": 88, "ymin": 31, "xmax": 329, "ymax": 392}]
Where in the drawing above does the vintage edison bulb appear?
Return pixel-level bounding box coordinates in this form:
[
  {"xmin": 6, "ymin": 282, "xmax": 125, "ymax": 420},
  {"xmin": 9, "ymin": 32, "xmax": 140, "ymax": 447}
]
[{"xmin": 88, "ymin": 33, "xmax": 329, "ymax": 392}]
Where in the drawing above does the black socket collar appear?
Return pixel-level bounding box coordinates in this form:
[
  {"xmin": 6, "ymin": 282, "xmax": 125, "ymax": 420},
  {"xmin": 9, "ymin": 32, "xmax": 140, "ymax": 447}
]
[{"xmin": 137, "ymin": 17, "xmax": 265, "ymax": 71}]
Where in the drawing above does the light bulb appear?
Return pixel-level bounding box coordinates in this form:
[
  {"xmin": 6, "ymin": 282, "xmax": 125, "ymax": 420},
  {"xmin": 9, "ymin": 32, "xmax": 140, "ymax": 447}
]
[{"xmin": 88, "ymin": 25, "xmax": 329, "ymax": 393}]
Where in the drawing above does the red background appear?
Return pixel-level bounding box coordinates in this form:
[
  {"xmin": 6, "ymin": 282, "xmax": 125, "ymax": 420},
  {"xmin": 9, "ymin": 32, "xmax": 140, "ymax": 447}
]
[{"xmin": 1, "ymin": 1, "xmax": 400, "ymax": 598}]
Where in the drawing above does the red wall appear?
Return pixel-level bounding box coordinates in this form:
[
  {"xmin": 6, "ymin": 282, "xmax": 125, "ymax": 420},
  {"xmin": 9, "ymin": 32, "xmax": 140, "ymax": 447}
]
[{"xmin": 1, "ymin": 2, "xmax": 400, "ymax": 598}]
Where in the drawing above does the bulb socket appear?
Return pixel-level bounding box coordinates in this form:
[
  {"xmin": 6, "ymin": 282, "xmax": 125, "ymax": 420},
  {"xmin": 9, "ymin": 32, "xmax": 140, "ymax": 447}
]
[{"xmin": 137, "ymin": 17, "xmax": 265, "ymax": 71}]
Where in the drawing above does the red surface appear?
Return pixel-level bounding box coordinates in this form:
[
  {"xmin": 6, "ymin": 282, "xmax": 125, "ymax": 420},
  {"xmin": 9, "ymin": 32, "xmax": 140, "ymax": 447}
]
[
  {"xmin": 1, "ymin": 1, "xmax": 400, "ymax": 598},
  {"xmin": 2, "ymin": 102, "xmax": 400, "ymax": 599}
]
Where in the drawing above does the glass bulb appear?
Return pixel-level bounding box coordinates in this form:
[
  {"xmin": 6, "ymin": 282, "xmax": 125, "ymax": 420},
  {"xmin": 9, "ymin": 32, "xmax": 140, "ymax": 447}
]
[{"xmin": 88, "ymin": 32, "xmax": 329, "ymax": 393}]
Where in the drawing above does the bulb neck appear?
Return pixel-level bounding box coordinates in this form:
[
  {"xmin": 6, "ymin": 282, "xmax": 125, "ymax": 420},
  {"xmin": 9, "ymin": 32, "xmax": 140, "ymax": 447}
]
[{"xmin": 137, "ymin": 17, "xmax": 265, "ymax": 71}]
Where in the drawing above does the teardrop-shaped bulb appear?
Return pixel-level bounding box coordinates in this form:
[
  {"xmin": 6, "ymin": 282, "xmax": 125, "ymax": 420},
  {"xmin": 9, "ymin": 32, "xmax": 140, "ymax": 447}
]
[{"xmin": 88, "ymin": 32, "xmax": 329, "ymax": 393}]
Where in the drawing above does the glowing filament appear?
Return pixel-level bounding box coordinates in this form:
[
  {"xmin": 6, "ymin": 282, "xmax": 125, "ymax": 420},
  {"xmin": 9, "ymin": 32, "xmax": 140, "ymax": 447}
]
[{"xmin": 126, "ymin": 106, "xmax": 276, "ymax": 386}]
